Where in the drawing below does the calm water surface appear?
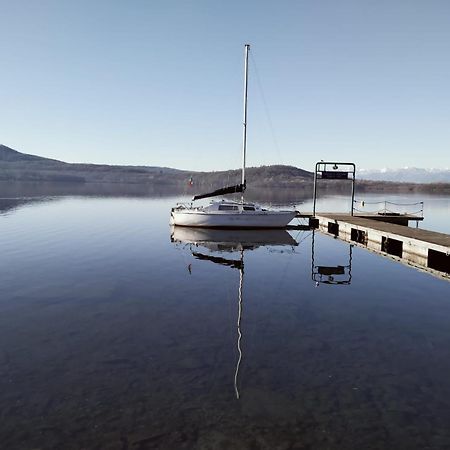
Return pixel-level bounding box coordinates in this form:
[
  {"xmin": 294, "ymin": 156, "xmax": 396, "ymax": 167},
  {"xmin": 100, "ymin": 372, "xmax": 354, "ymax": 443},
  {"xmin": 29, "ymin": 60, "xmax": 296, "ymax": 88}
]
[{"xmin": 1, "ymin": 195, "xmax": 449, "ymax": 449}]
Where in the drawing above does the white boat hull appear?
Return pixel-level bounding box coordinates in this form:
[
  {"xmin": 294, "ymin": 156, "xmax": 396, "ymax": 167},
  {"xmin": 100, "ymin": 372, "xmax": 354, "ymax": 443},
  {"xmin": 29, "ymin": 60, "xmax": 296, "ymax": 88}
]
[{"xmin": 170, "ymin": 209, "xmax": 296, "ymax": 228}]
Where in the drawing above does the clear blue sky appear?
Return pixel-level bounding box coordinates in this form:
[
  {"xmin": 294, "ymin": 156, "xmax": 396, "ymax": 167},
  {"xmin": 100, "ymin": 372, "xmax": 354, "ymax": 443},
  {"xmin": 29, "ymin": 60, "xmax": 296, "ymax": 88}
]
[{"xmin": 1, "ymin": 0, "xmax": 449, "ymax": 171}]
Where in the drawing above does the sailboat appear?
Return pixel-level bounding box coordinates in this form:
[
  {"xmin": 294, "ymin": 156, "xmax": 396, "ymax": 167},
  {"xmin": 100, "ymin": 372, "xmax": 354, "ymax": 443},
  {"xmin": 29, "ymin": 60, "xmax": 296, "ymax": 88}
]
[{"xmin": 170, "ymin": 44, "xmax": 296, "ymax": 229}]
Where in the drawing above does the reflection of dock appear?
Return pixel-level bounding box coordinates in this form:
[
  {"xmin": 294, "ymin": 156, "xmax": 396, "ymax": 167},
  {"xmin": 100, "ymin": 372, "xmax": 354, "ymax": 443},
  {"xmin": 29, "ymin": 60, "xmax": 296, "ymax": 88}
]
[{"xmin": 316, "ymin": 214, "xmax": 450, "ymax": 279}]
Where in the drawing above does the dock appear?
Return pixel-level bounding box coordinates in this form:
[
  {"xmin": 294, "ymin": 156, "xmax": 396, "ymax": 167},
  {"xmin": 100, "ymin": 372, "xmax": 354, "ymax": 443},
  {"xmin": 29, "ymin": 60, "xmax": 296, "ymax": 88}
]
[
  {"xmin": 314, "ymin": 214, "xmax": 450, "ymax": 279},
  {"xmin": 286, "ymin": 161, "xmax": 449, "ymax": 278},
  {"xmin": 288, "ymin": 211, "xmax": 423, "ymax": 230},
  {"xmin": 294, "ymin": 211, "xmax": 423, "ymax": 225}
]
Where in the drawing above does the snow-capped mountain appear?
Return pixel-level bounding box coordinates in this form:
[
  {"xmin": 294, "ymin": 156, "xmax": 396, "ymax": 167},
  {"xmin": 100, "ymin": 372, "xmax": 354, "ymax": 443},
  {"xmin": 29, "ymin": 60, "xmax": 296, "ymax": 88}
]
[{"xmin": 358, "ymin": 167, "xmax": 450, "ymax": 183}]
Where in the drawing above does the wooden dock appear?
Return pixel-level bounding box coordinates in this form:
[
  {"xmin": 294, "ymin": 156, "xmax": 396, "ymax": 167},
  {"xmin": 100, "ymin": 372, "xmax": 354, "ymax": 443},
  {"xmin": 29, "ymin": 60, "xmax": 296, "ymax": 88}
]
[
  {"xmin": 295, "ymin": 211, "xmax": 423, "ymax": 225},
  {"xmin": 314, "ymin": 214, "xmax": 450, "ymax": 279},
  {"xmin": 289, "ymin": 211, "xmax": 423, "ymax": 230}
]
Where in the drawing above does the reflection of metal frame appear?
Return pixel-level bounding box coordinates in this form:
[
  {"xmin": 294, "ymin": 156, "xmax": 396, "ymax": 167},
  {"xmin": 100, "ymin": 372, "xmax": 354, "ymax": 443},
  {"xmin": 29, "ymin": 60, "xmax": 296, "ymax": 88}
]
[
  {"xmin": 312, "ymin": 161, "xmax": 356, "ymax": 216},
  {"xmin": 311, "ymin": 231, "xmax": 353, "ymax": 285}
]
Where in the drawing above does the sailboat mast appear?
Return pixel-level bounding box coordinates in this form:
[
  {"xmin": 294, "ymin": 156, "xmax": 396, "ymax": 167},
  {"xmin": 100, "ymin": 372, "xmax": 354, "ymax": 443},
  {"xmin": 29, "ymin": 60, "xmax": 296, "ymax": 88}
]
[{"xmin": 241, "ymin": 44, "xmax": 250, "ymax": 197}]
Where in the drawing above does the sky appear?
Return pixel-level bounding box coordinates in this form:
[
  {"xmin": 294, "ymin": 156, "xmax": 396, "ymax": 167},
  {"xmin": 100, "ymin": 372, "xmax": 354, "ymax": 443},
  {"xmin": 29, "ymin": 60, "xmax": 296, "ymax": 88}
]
[{"xmin": 1, "ymin": 0, "xmax": 449, "ymax": 171}]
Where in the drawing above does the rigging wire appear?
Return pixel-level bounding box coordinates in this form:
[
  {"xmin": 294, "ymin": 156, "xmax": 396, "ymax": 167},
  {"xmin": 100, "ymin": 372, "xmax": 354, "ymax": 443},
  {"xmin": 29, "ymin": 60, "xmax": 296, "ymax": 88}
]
[{"xmin": 249, "ymin": 51, "xmax": 283, "ymax": 165}]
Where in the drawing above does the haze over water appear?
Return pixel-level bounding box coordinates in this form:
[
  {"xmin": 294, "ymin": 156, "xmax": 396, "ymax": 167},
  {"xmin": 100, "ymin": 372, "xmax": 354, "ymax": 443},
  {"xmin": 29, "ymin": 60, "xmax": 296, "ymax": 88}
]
[{"xmin": 1, "ymin": 192, "xmax": 449, "ymax": 449}]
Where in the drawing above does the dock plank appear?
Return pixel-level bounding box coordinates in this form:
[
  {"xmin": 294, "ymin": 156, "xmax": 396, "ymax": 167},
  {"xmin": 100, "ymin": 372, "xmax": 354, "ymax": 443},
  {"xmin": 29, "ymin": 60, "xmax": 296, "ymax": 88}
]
[{"xmin": 317, "ymin": 214, "xmax": 450, "ymax": 248}]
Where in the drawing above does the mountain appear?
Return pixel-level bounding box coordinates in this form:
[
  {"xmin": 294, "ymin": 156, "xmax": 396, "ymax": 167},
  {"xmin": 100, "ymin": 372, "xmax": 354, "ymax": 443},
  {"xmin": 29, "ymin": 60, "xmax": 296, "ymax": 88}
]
[
  {"xmin": 0, "ymin": 145, "xmax": 60, "ymax": 163},
  {"xmin": 358, "ymin": 167, "xmax": 450, "ymax": 183}
]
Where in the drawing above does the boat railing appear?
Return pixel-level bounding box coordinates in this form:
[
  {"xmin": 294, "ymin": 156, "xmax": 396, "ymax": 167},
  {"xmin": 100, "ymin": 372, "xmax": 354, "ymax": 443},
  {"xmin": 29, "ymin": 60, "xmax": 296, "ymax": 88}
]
[{"xmin": 174, "ymin": 202, "xmax": 194, "ymax": 209}]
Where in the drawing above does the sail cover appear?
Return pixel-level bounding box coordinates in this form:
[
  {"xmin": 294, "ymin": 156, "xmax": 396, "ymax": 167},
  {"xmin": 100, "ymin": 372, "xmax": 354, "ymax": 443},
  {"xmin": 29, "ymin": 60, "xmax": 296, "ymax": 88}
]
[
  {"xmin": 192, "ymin": 252, "xmax": 243, "ymax": 270},
  {"xmin": 192, "ymin": 183, "xmax": 245, "ymax": 201}
]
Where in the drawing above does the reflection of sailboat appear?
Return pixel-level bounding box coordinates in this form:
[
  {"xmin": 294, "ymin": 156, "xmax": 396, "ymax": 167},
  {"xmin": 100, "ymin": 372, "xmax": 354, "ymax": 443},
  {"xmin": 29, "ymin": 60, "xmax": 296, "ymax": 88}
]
[
  {"xmin": 311, "ymin": 230, "xmax": 353, "ymax": 285},
  {"xmin": 170, "ymin": 44, "xmax": 296, "ymax": 229},
  {"xmin": 171, "ymin": 226, "xmax": 298, "ymax": 398},
  {"xmin": 171, "ymin": 227, "xmax": 298, "ymax": 252}
]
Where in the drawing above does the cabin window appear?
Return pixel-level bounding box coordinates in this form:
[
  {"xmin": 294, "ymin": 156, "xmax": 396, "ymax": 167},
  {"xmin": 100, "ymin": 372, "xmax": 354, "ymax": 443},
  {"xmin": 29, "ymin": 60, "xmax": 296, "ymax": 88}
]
[
  {"xmin": 243, "ymin": 206, "xmax": 255, "ymax": 211},
  {"xmin": 218, "ymin": 205, "xmax": 238, "ymax": 211}
]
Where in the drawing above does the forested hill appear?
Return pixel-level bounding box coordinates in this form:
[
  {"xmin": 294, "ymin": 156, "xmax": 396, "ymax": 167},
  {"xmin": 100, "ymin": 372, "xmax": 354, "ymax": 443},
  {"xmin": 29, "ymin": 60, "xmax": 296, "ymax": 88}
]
[{"xmin": 0, "ymin": 144, "xmax": 313, "ymax": 187}]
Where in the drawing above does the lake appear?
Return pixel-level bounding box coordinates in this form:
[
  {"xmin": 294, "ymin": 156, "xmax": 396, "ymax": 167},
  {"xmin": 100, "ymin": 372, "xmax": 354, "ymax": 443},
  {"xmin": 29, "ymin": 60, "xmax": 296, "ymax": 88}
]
[{"xmin": 1, "ymin": 191, "xmax": 449, "ymax": 449}]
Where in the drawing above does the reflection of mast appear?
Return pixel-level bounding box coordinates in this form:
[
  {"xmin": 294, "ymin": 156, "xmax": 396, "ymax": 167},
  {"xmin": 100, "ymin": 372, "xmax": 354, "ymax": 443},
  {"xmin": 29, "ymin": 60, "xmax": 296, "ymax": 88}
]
[
  {"xmin": 191, "ymin": 248, "xmax": 245, "ymax": 399},
  {"xmin": 192, "ymin": 249, "xmax": 244, "ymax": 399},
  {"xmin": 171, "ymin": 227, "xmax": 299, "ymax": 399},
  {"xmin": 234, "ymin": 250, "xmax": 244, "ymax": 399}
]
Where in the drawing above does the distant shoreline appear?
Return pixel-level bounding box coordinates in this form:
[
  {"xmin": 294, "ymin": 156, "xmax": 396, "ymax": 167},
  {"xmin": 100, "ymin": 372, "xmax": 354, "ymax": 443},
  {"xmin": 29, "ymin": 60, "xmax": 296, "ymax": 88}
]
[
  {"xmin": 1, "ymin": 144, "xmax": 450, "ymax": 196},
  {"xmin": 1, "ymin": 180, "xmax": 450, "ymax": 201}
]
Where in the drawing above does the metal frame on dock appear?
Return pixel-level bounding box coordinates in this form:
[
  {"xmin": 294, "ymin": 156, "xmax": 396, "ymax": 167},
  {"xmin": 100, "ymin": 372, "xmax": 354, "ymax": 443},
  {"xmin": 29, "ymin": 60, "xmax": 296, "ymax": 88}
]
[{"xmin": 312, "ymin": 161, "xmax": 356, "ymax": 217}]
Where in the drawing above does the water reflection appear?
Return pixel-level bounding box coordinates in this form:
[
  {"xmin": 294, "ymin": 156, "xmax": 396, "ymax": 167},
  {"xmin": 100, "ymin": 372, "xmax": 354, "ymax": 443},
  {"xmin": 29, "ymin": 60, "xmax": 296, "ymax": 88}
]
[
  {"xmin": 1, "ymin": 196, "xmax": 450, "ymax": 448},
  {"xmin": 311, "ymin": 231, "xmax": 353, "ymax": 285},
  {"xmin": 171, "ymin": 227, "xmax": 298, "ymax": 399},
  {"xmin": 0, "ymin": 197, "xmax": 58, "ymax": 215},
  {"xmin": 0, "ymin": 181, "xmax": 183, "ymax": 198},
  {"xmin": 191, "ymin": 247, "xmax": 244, "ymax": 399},
  {"xmin": 170, "ymin": 227, "xmax": 299, "ymax": 251}
]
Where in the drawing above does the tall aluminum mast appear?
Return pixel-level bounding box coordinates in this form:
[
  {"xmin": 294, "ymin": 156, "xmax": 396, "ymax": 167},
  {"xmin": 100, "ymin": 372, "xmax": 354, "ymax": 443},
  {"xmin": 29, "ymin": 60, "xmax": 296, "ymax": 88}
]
[{"xmin": 241, "ymin": 44, "xmax": 250, "ymax": 200}]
